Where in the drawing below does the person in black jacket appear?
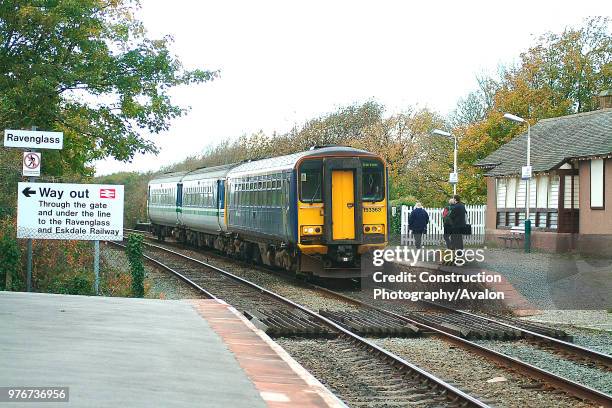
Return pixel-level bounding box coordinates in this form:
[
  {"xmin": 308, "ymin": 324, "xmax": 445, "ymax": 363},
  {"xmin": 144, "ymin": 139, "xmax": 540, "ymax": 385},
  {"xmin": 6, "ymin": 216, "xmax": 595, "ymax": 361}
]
[
  {"xmin": 442, "ymin": 198, "xmax": 454, "ymax": 249},
  {"xmin": 408, "ymin": 202, "xmax": 429, "ymax": 249},
  {"xmin": 448, "ymin": 194, "xmax": 467, "ymax": 251}
]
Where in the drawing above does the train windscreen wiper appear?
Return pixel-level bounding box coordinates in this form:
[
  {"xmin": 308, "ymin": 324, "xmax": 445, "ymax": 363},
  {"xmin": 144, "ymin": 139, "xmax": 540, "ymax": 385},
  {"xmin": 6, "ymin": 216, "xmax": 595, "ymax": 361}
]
[{"xmin": 309, "ymin": 179, "xmax": 322, "ymax": 202}]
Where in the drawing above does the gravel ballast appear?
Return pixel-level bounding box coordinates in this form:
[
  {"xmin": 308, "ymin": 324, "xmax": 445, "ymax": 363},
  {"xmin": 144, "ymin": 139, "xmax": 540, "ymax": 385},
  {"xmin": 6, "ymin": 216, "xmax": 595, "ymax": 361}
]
[
  {"xmin": 522, "ymin": 310, "xmax": 612, "ymax": 333},
  {"xmin": 141, "ymin": 240, "xmax": 607, "ymax": 407},
  {"xmin": 375, "ymin": 337, "xmax": 594, "ymax": 408},
  {"xmin": 475, "ymin": 339, "xmax": 612, "ymax": 395}
]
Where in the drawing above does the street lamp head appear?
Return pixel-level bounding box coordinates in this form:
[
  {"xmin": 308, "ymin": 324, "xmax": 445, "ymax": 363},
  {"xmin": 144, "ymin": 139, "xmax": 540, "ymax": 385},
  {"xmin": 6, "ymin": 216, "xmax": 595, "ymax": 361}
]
[
  {"xmin": 432, "ymin": 129, "xmax": 452, "ymax": 138},
  {"xmin": 503, "ymin": 113, "xmax": 525, "ymax": 123}
]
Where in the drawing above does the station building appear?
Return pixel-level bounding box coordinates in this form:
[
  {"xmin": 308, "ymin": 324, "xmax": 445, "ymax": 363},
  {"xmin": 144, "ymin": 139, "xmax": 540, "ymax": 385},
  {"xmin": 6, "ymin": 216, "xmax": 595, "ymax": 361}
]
[{"xmin": 475, "ymin": 91, "xmax": 612, "ymax": 255}]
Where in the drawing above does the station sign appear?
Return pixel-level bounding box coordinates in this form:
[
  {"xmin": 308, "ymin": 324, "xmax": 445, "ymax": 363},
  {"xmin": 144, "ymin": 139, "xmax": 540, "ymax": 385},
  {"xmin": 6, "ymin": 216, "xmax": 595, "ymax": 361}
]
[
  {"xmin": 4, "ymin": 129, "xmax": 64, "ymax": 150},
  {"xmin": 17, "ymin": 182, "xmax": 124, "ymax": 240},
  {"xmin": 22, "ymin": 152, "xmax": 41, "ymax": 177},
  {"xmin": 521, "ymin": 165, "xmax": 532, "ymax": 180}
]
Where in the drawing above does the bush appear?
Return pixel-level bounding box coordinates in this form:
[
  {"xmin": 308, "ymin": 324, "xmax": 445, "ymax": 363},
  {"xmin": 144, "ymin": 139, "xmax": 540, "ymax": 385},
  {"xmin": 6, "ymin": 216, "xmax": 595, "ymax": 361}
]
[
  {"xmin": 48, "ymin": 271, "xmax": 94, "ymax": 296},
  {"xmin": 101, "ymin": 266, "xmax": 132, "ymax": 298},
  {"xmin": 0, "ymin": 218, "xmax": 22, "ymax": 291},
  {"xmin": 389, "ymin": 197, "xmax": 415, "ymax": 235},
  {"xmin": 390, "ymin": 197, "xmax": 416, "ymax": 207},
  {"xmin": 32, "ymin": 240, "xmax": 93, "ymax": 293},
  {"xmin": 127, "ymin": 234, "xmax": 145, "ymax": 297}
]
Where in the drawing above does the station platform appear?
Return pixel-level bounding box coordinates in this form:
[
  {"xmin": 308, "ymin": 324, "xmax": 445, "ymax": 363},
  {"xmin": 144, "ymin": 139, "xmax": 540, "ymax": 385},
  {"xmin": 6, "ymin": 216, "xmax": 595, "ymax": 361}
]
[{"xmin": 0, "ymin": 292, "xmax": 344, "ymax": 408}]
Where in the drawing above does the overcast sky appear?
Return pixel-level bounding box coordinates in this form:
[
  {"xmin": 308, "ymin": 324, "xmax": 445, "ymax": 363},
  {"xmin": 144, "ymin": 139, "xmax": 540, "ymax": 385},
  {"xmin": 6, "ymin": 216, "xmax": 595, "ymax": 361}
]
[{"xmin": 94, "ymin": 0, "xmax": 610, "ymax": 175}]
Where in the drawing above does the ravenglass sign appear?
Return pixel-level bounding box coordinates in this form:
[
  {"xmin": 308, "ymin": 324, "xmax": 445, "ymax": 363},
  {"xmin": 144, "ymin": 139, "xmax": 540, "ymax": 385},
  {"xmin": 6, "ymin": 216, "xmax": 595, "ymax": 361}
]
[{"xmin": 4, "ymin": 129, "xmax": 63, "ymax": 149}]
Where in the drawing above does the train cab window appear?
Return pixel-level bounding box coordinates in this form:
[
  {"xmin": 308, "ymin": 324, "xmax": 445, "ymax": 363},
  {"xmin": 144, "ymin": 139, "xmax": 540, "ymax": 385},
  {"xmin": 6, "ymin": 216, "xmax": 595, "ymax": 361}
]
[
  {"xmin": 300, "ymin": 159, "xmax": 323, "ymax": 203},
  {"xmin": 362, "ymin": 159, "xmax": 384, "ymax": 202}
]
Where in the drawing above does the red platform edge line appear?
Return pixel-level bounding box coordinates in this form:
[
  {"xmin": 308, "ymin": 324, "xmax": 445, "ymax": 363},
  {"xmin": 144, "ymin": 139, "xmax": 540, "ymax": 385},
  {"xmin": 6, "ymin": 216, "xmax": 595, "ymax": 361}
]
[{"xmin": 189, "ymin": 299, "xmax": 346, "ymax": 408}]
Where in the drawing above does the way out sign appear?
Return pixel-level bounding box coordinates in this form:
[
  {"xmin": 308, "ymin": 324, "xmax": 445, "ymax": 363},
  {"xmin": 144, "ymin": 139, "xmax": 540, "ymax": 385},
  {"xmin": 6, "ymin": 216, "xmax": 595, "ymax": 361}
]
[
  {"xmin": 22, "ymin": 152, "xmax": 41, "ymax": 177},
  {"xmin": 17, "ymin": 182, "xmax": 124, "ymax": 240}
]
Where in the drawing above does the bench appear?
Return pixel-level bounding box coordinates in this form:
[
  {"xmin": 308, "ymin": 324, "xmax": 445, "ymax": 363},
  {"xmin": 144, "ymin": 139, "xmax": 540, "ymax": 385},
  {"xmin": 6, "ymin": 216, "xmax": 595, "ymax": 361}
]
[{"xmin": 498, "ymin": 226, "xmax": 525, "ymax": 248}]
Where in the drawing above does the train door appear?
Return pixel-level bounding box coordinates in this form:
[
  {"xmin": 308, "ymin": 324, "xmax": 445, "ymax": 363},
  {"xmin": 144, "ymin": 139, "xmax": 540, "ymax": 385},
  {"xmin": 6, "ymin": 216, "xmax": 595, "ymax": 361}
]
[
  {"xmin": 331, "ymin": 170, "xmax": 356, "ymax": 240},
  {"xmin": 217, "ymin": 179, "xmax": 225, "ymax": 231},
  {"xmin": 176, "ymin": 183, "xmax": 183, "ymax": 224}
]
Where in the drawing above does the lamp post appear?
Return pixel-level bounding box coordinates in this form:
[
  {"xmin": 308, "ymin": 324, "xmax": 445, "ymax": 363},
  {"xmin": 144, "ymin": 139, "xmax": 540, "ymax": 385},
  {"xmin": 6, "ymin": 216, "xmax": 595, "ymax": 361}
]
[
  {"xmin": 503, "ymin": 113, "xmax": 531, "ymax": 253},
  {"xmin": 432, "ymin": 129, "xmax": 458, "ymax": 195}
]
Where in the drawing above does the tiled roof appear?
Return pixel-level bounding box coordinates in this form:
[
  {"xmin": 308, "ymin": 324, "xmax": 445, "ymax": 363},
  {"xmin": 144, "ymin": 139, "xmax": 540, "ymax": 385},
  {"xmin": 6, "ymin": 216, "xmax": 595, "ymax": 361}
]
[{"xmin": 475, "ymin": 108, "xmax": 612, "ymax": 176}]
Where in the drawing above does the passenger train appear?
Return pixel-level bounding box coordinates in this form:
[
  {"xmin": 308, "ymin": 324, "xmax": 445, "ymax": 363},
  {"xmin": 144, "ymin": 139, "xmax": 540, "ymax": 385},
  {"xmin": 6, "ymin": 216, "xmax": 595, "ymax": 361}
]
[{"xmin": 147, "ymin": 146, "xmax": 389, "ymax": 278}]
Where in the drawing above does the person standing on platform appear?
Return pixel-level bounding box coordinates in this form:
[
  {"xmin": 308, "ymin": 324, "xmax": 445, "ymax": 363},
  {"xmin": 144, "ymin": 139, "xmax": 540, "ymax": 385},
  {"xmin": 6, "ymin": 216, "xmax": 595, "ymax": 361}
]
[
  {"xmin": 442, "ymin": 198, "xmax": 455, "ymax": 249},
  {"xmin": 449, "ymin": 194, "xmax": 467, "ymax": 252},
  {"xmin": 408, "ymin": 202, "xmax": 429, "ymax": 249}
]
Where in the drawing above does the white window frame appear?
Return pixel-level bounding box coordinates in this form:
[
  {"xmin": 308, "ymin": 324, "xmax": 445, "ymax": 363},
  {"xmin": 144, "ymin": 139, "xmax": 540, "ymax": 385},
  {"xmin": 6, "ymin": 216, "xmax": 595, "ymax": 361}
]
[
  {"xmin": 536, "ymin": 175, "xmax": 548, "ymax": 209},
  {"xmin": 496, "ymin": 178, "xmax": 506, "ymax": 209},
  {"xmin": 506, "ymin": 178, "xmax": 517, "ymax": 208},
  {"xmin": 590, "ymin": 159, "xmax": 605, "ymax": 209}
]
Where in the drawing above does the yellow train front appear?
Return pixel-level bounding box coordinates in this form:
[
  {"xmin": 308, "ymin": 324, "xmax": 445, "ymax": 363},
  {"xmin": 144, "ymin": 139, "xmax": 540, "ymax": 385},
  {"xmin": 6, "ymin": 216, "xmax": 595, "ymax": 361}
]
[
  {"xmin": 292, "ymin": 147, "xmax": 388, "ymax": 278},
  {"xmin": 148, "ymin": 146, "xmax": 389, "ymax": 279}
]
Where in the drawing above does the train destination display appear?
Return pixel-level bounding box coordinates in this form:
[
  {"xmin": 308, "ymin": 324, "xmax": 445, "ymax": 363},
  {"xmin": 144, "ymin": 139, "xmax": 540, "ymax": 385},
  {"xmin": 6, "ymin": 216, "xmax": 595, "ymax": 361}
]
[{"xmin": 17, "ymin": 182, "xmax": 124, "ymax": 240}]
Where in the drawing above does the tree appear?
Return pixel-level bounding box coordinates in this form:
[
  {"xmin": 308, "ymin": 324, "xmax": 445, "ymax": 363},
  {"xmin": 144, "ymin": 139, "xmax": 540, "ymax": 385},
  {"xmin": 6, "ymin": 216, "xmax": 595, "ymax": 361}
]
[
  {"xmin": 96, "ymin": 170, "xmax": 152, "ymax": 227},
  {"xmin": 451, "ymin": 17, "xmax": 611, "ymax": 204},
  {"xmin": 0, "ymin": 0, "xmax": 216, "ymax": 176}
]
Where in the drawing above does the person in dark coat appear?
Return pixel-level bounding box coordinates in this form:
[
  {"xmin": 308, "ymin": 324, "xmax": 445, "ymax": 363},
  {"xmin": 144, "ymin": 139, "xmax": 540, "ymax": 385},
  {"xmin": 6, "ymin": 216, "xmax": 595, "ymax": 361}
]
[
  {"xmin": 448, "ymin": 194, "xmax": 467, "ymax": 251},
  {"xmin": 408, "ymin": 202, "xmax": 429, "ymax": 249},
  {"xmin": 442, "ymin": 198, "xmax": 454, "ymax": 249}
]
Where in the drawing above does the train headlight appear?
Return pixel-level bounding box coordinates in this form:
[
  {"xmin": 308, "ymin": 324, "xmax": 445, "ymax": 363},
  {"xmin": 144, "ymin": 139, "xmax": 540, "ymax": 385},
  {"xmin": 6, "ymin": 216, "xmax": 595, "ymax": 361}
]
[
  {"xmin": 364, "ymin": 224, "xmax": 384, "ymax": 234},
  {"xmin": 302, "ymin": 225, "xmax": 323, "ymax": 235}
]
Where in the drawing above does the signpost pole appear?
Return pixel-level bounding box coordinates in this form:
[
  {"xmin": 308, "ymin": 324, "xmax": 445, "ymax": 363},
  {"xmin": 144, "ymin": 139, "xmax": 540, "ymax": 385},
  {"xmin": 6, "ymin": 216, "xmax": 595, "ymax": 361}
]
[
  {"xmin": 94, "ymin": 240, "xmax": 100, "ymax": 295},
  {"xmin": 453, "ymin": 135, "xmax": 458, "ymax": 196},
  {"xmin": 26, "ymin": 125, "xmax": 37, "ymax": 292},
  {"xmin": 525, "ymin": 122, "xmax": 531, "ymax": 253}
]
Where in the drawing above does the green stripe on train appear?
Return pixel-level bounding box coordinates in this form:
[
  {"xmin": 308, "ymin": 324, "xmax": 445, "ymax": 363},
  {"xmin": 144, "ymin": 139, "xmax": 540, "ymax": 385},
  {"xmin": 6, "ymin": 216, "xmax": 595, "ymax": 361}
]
[{"xmin": 149, "ymin": 205, "xmax": 220, "ymax": 216}]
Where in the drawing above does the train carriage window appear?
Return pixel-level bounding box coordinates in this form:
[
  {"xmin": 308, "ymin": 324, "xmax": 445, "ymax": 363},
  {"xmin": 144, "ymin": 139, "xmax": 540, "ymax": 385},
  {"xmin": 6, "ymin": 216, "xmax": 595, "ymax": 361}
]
[
  {"xmin": 362, "ymin": 159, "xmax": 384, "ymax": 202},
  {"xmin": 299, "ymin": 159, "xmax": 323, "ymax": 203}
]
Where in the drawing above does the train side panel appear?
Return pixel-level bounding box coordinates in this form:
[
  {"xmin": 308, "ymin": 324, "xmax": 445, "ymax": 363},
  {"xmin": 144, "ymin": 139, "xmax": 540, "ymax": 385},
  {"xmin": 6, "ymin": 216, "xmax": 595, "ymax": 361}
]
[
  {"xmin": 177, "ymin": 164, "xmax": 235, "ymax": 234},
  {"xmin": 179, "ymin": 178, "xmax": 220, "ymax": 233},
  {"xmin": 148, "ymin": 182, "xmax": 180, "ymax": 227},
  {"xmin": 226, "ymin": 170, "xmax": 292, "ymax": 243}
]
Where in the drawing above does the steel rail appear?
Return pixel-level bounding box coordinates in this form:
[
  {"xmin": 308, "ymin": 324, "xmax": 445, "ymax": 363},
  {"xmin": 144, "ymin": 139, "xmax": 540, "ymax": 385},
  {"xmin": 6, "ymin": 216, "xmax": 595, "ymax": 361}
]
[
  {"xmin": 121, "ymin": 229, "xmax": 612, "ymax": 405},
  {"xmin": 310, "ymin": 286, "xmax": 612, "ymax": 407},
  {"xmin": 115, "ymin": 238, "xmax": 489, "ymax": 408},
  {"xmin": 428, "ymin": 301, "xmax": 612, "ymax": 370}
]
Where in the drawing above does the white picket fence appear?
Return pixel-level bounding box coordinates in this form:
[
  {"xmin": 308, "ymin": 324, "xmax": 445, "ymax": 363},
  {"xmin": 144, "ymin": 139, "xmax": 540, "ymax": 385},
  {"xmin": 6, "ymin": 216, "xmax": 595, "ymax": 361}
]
[{"xmin": 399, "ymin": 205, "xmax": 486, "ymax": 246}]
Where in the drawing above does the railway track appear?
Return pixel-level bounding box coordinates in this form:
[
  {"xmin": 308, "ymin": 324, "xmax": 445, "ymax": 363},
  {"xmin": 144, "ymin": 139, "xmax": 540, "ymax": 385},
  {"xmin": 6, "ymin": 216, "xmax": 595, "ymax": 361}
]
[
  {"xmin": 426, "ymin": 302, "xmax": 612, "ymax": 371},
  {"xmin": 312, "ymin": 286, "xmax": 612, "ymax": 406},
  {"xmin": 311, "ymin": 284, "xmax": 612, "ymax": 371},
  {"xmin": 120, "ymin": 230, "xmax": 612, "ymax": 406},
  {"xmin": 111, "ymin": 238, "xmax": 488, "ymax": 408}
]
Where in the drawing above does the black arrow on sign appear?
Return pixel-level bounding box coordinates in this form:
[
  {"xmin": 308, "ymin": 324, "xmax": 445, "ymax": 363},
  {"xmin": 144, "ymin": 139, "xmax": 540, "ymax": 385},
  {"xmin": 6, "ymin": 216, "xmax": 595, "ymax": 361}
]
[{"xmin": 22, "ymin": 187, "xmax": 36, "ymax": 198}]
